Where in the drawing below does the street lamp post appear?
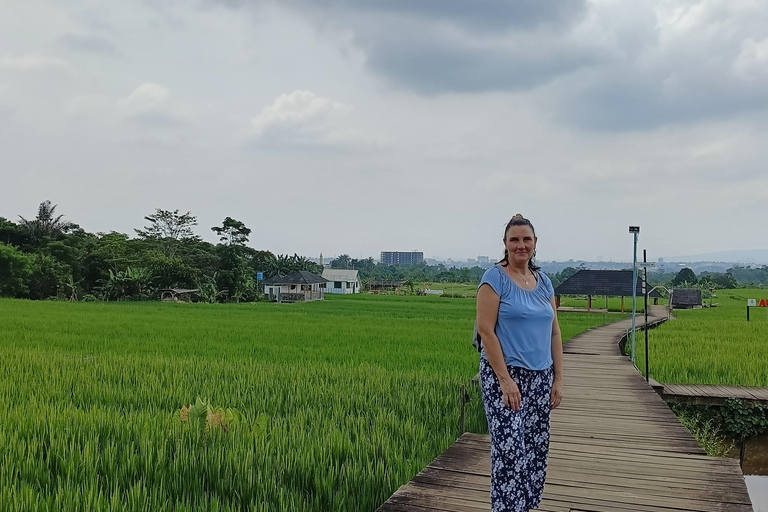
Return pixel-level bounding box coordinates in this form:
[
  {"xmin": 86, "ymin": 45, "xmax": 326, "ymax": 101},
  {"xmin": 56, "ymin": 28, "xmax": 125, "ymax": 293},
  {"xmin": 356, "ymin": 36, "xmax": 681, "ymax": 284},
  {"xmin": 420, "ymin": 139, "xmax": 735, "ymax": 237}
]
[{"xmin": 629, "ymin": 226, "xmax": 640, "ymax": 362}]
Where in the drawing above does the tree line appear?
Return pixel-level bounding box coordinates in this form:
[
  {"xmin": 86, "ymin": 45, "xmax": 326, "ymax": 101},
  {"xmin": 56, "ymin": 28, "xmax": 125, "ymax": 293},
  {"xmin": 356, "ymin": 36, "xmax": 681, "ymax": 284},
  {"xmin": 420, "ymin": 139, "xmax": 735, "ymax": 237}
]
[
  {"xmin": 0, "ymin": 202, "xmax": 322, "ymax": 302},
  {"xmin": 0, "ymin": 201, "xmax": 490, "ymax": 302}
]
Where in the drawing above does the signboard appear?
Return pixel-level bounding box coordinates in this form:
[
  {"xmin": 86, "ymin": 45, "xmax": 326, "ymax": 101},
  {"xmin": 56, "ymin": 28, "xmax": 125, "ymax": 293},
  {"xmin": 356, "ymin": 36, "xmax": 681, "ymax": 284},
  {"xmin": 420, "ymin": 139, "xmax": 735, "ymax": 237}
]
[
  {"xmin": 747, "ymin": 298, "xmax": 768, "ymax": 321},
  {"xmin": 256, "ymin": 272, "xmax": 264, "ymax": 281},
  {"xmin": 635, "ymin": 262, "xmax": 656, "ymax": 268}
]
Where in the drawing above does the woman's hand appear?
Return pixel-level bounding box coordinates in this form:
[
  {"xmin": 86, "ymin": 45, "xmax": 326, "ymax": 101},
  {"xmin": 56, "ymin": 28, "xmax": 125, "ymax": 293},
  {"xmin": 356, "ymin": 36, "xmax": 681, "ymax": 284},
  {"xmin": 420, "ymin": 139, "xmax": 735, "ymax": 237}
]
[
  {"xmin": 499, "ymin": 377, "xmax": 522, "ymax": 411},
  {"xmin": 550, "ymin": 379, "xmax": 564, "ymax": 409}
]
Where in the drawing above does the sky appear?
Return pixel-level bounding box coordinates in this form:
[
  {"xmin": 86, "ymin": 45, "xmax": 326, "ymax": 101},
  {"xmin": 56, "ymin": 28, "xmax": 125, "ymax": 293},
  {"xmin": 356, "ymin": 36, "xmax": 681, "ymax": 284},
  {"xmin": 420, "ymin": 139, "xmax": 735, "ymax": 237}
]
[{"xmin": 2, "ymin": 0, "xmax": 768, "ymax": 262}]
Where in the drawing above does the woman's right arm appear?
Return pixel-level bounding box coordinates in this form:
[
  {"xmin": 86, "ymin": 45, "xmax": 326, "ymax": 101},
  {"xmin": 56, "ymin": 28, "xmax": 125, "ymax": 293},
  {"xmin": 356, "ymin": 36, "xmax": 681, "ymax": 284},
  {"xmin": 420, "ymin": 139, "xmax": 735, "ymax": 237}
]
[{"xmin": 477, "ymin": 284, "xmax": 522, "ymax": 411}]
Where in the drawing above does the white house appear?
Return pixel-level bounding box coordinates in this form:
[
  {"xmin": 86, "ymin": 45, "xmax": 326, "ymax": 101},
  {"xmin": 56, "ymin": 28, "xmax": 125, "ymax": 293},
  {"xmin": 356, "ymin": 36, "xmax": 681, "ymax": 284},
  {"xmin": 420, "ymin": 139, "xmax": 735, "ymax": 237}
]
[{"xmin": 321, "ymin": 269, "xmax": 362, "ymax": 294}]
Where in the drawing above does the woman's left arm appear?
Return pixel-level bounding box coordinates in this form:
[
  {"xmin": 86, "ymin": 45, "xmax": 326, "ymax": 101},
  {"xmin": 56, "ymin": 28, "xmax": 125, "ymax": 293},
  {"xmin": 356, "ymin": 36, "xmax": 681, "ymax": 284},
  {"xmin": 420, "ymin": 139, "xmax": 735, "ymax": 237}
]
[{"xmin": 549, "ymin": 296, "xmax": 564, "ymax": 409}]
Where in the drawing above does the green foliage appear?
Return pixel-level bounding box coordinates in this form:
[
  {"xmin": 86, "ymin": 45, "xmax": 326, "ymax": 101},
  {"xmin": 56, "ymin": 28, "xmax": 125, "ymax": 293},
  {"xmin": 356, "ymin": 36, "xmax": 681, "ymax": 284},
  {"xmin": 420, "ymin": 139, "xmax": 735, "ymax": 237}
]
[
  {"xmin": 0, "ymin": 295, "xmax": 614, "ymax": 511},
  {"xmin": 211, "ymin": 217, "xmax": 251, "ymax": 246},
  {"xmin": 672, "ymin": 267, "xmax": 697, "ymax": 286},
  {"xmin": 673, "ymin": 399, "xmax": 768, "ymax": 441},
  {"xmin": 17, "ymin": 200, "xmax": 76, "ymax": 246},
  {"xmin": 99, "ymin": 267, "xmax": 154, "ymax": 301},
  {"xmin": 671, "ymin": 404, "xmax": 731, "ymax": 456},
  {"xmin": 134, "ymin": 209, "xmax": 200, "ymax": 259},
  {"xmin": 726, "ymin": 265, "xmax": 768, "ymax": 287},
  {"xmin": 179, "ymin": 397, "xmax": 247, "ymax": 437},
  {"xmin": 27, "ymin": 253, "xmax": 71, "ymax": 300},
  {"xmin": 0, "ymin": 243, "xmax": 31, "ymax": 297}
]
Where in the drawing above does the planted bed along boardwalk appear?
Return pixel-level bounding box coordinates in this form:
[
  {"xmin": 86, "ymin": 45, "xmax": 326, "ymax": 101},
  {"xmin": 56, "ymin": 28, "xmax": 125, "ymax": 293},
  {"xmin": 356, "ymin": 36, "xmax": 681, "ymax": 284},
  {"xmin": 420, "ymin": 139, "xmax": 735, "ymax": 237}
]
[{"xmin": 377, "ymin": 306, "xmax": 753, "ymax": 512}]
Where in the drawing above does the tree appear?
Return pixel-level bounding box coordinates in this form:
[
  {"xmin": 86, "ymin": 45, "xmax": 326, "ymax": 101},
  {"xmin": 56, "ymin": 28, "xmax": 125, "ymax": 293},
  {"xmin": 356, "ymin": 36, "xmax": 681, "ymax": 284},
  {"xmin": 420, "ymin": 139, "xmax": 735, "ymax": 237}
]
[
  {"xmin": 0, "ymin": 243, "xmax": 32, "ymax": 297},
  {"xmin": 134, "ymin": 209, "xmax": 200, "ymax": 259},
  {"xmin": 27, "ymin": 253, "xmax": 71, "ymax": 299},
  {"xmin": 18, "ymin": 200, "xmax": 76, "ymax": 245},
  {"xmin": 0, "ymin": 217, "xmax": 29, "ymax": 247},
  {"xmin": 331, "ymin": 254, "xmax": 353, "ymax": 269},
  {"xmin": 672, "ymin": 268, "xmax": 697, "ymax": 286},
  {"xmin": 211, "ymin": 217, "xmax": 251, "ymax": 246}
]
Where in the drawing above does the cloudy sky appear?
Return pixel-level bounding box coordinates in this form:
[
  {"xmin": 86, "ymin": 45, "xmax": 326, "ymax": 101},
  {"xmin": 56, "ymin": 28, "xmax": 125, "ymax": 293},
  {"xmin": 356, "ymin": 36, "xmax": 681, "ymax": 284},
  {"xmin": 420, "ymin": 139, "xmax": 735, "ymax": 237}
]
[{"xmin": 2, "ymin": 0, "xmax": 767, "ymax": 262}]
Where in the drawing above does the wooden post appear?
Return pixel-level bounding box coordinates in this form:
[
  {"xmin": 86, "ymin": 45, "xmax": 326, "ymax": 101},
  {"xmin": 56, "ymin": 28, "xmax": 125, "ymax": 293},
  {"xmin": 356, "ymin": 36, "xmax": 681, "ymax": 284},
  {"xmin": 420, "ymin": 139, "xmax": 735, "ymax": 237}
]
[
  {"xmin": 621, "ymin": 296, "xmax": 625, "ymax": 313},
  {"xmin": 654, "ymin": 298, "xmax": 658, "ymax": 305},
  {"xmin": 587, "ymin": 295, "xmax": 592, "ymax": 311},
  {"xmin": 556, "ymin": 295, "xmax": 561, "ymax": 308}
]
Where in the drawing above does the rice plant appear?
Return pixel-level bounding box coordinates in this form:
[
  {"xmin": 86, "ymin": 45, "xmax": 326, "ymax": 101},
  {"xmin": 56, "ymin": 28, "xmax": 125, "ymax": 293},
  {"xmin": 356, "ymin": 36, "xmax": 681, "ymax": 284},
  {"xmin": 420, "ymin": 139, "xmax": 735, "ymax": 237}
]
[
  {"xmin": 0, "ymin": 294, "xmax": 615, "ymax": 511},
  {"xmin": 636, "ymin": 289, "xmax": 768, "ymax": 387}
]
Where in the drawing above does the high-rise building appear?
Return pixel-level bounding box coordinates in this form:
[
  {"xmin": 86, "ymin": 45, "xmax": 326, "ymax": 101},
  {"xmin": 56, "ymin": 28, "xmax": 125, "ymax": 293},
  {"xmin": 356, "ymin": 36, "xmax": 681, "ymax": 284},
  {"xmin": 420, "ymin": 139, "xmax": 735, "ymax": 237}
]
[{"xmin": 380, "ymin": 251, "xmax": 424, "ymax": 266}]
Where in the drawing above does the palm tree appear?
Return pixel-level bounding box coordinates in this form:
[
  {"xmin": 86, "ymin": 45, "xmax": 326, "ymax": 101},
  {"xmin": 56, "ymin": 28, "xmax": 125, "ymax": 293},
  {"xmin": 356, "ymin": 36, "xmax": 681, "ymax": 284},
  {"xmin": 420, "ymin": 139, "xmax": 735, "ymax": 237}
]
[{"xmin": 18, "ymin": 201, "xmax": 74, "ymax": 244}]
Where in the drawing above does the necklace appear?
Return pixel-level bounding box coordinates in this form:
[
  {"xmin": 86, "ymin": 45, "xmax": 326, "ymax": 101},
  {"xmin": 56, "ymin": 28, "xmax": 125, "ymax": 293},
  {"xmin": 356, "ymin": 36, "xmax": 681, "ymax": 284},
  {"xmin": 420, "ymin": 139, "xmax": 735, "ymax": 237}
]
[{"xmin": 506, "ymin": 266, "xmax": 530, "ymax": 286}]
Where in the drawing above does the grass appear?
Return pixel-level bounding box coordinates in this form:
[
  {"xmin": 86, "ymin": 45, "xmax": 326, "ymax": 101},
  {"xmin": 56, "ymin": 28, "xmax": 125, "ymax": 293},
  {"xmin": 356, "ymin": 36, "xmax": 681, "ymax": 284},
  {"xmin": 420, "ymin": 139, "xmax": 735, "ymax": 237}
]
[
  {"xmin": 636, "ymin": 289, "xmax": 768, "ymax": 387},
  {"xmin": 1, "ymin": 294, "xmax": 618, "ymax": 511}
]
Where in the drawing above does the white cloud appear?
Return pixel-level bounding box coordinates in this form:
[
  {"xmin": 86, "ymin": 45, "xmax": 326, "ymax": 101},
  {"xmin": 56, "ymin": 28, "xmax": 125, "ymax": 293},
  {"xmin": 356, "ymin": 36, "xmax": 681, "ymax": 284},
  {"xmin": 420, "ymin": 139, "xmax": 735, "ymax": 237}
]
[
  {"xmin": 247, "ymin": 90, "xmax": 382, "ymax": 148},
  {"xmin": 734, "ymin": 37, "xmax": 768, "ymax": 81},
  {"xmin": 117, "ymin": 83, "xmax": 169, "ymax": 111},
  {"xmin": 0, "ymin": 53, "xmax": 72, "ymax": 72},
  {"xmin": 250, "ymin": 90, "xmax": 349, "ymax": 136},
  {"xmin": 116, "ymin": 83, "xmax": 183, "ymax": 125}
]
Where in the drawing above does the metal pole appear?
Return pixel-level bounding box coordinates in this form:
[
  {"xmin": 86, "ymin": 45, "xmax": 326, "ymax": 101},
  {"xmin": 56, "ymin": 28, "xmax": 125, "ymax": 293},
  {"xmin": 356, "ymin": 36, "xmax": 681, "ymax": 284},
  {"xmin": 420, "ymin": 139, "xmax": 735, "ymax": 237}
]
[
  {"xmin": 644, "ymin": 249, "xmax": 649, "ymax": 384},
  {"xmin": 631, "ymin": 232, "xmax": 638, "ymax": 362}
]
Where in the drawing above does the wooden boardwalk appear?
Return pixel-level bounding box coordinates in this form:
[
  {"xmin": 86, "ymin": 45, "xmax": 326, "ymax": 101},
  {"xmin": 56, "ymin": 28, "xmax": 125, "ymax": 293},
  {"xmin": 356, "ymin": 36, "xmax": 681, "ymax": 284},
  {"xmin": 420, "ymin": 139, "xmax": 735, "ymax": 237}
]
[
  {"xmin": 377, "ymin": 306, "xmax": 753, "ymax": 512},
  {"xmin": 652, "ymin": 381, "xmax": 768, "ymax": 407}
]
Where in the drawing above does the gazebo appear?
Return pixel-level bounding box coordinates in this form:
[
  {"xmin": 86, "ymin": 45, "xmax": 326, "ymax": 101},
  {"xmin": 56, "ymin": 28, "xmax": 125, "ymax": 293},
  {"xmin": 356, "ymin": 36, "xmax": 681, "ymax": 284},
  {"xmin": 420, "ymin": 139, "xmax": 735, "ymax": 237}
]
[
  {"xmin": 670, "ymin": 289, "xmax": 702, "ymax": 309},
  {"xmin": 554, "ymin": 270, "xmax": 662, "ymax": 312},
  {"xmin": 262, "ymin": 271, "xmax": 328, "ymax": 303}
]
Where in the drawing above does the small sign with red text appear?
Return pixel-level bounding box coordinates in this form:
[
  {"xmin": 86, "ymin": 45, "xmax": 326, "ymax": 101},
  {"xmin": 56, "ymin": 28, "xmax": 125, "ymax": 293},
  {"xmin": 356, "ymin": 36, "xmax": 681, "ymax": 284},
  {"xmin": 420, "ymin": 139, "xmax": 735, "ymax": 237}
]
[{"xmin": 747, "ymin": 299, "xmax": 768, "ymax": 307}]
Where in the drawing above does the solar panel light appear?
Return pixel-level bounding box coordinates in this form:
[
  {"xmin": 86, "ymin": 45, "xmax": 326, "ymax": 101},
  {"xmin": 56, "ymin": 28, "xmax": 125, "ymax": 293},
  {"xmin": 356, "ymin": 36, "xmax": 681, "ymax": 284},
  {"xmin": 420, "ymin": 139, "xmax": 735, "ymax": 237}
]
[{"xmin": 628, "ymin": 226, "xmax": 640, "ymax": 233}]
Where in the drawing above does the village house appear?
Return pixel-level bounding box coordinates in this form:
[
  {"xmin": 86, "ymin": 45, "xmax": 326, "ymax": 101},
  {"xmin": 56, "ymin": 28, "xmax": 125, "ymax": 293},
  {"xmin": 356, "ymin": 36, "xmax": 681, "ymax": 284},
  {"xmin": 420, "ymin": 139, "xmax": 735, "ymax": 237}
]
[{"xmin": 320, "ymin": 269, "xmax": 362, "ymax": 294}]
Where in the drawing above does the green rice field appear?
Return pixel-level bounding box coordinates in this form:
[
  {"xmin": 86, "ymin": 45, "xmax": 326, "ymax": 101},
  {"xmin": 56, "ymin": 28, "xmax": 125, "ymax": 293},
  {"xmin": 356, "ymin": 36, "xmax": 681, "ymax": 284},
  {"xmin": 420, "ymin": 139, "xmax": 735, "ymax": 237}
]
[
  {"xmin": 636, "ymin": 289, "xmax": 768, "ymax": 387},
  {"xmin": 1, "ymin": 295, "xmax": 617, "ymax": 511}
]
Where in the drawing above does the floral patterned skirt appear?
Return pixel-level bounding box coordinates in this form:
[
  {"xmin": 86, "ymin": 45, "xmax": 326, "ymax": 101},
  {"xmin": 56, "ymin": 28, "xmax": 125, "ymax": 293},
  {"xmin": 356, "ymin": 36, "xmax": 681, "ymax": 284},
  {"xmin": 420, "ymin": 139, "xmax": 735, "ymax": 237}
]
[{"xmin": 479, "ymin": 355, "xmax": 554, "ymax": 512}]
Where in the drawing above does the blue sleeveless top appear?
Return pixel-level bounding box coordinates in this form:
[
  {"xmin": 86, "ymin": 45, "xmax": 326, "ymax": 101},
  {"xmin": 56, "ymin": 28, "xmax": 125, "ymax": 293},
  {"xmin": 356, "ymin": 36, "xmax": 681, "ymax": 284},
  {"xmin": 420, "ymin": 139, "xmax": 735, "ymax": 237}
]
[{"xmin": 478, "ymin": 264, "xmax": 555, "ymax": 370}]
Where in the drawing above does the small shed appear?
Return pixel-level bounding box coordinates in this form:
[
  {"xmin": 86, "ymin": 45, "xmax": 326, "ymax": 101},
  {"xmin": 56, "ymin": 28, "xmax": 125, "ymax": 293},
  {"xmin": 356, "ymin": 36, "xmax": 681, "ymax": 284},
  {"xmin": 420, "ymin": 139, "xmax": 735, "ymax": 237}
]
[
  {"xmin": 554, "ymin": 270, "xmax": 661, "ymax": 311},
  {"xmin": 321, "ymin": 269, "xmax": 362, "ymax": 294},
  {"xmin": 159, "ymin": 288, "xmax": 199, "ymax": 302},
  {"xmin": 367, "ymin": 280, "xmax": 410, "ymax": 294},
  {"xmin": 263, "ymin": 271, "xmax": 328, "ymax": 303},
  {"xmin": 670, "ymin": 289, "xmax": 702, "ymax": 309}
]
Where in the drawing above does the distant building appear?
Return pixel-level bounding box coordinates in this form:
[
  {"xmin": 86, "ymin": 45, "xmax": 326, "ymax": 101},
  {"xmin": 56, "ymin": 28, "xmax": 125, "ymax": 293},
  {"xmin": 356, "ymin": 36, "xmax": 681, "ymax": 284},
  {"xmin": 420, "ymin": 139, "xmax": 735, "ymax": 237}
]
[
  {"xmin": 321, "ymin": 269, "xmax": 361, "ymax": 294},
  {"xmin": 380, "ymin": 251, "xmax": 423, "ymax": 265},
  {"xmin": 477, "ymin": 256, "xmax": 490, "ymax": 265}
]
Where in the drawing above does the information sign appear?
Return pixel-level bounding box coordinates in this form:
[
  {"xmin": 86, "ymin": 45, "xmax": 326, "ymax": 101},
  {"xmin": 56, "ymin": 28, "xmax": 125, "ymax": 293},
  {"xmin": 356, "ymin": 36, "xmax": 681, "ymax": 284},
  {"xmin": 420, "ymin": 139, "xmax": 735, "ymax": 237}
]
[{"xmin": 746, "ymin": 298, "xmax": 768, "ymax": 321}]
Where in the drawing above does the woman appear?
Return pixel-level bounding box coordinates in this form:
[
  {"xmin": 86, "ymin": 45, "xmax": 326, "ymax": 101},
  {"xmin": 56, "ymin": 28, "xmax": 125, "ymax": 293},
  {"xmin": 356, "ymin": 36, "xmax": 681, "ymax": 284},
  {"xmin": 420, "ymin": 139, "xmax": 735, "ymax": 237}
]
[{"xmin": 476, "ymin": 214, "xmax": 564, "ymax": 512}]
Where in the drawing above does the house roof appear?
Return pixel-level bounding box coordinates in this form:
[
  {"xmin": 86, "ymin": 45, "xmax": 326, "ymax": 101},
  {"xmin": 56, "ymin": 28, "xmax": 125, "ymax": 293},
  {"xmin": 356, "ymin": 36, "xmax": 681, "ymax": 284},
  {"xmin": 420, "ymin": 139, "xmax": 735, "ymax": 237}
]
[
  {"xmin": 322, "ymin": 269, "xmax": 360, "ymax": 281},
  {"xmin": 262, "ymin": 271, "xmax": 328, "ymax": 285},
  {"xmin": 671, "ymin": 289, "xmax": 702, "ymax": 306},
  {"xmin": 554, "ymin": 270, "xmax": 662, "ymax": 298}
]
